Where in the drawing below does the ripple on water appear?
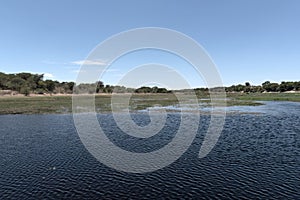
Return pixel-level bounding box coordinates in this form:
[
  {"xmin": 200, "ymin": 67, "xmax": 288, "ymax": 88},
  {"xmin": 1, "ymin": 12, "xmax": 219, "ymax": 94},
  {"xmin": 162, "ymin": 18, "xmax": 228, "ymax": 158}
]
[{"xmin": 0, "ymin": 102, "xmax": 299, "ymax": 199}]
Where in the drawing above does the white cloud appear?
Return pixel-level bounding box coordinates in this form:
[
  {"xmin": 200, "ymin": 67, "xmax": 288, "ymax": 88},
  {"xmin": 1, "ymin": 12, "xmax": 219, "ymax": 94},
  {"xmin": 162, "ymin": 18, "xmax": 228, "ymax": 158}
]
[
  {"xmin": 44, "ymin": 73, "xmax": 54, "ymax": 79},
  {"xmin": 71, "ymin": 59, "xmax": 107, "ymax": 66}
]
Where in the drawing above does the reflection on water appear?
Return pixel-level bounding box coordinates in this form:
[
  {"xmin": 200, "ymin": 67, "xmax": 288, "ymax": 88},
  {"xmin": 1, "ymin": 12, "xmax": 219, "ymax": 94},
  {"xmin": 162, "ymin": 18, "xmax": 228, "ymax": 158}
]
[{"xmin": 0, "ymin": 102, "xmax": 299, "ymax": 199}]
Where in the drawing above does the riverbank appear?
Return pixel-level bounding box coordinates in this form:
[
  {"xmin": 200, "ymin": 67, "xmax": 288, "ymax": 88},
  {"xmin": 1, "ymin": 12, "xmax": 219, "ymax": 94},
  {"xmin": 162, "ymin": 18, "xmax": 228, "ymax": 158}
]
[{"xmin": 0, "ymin": 93, "xmax": 299, "ymax": 114}]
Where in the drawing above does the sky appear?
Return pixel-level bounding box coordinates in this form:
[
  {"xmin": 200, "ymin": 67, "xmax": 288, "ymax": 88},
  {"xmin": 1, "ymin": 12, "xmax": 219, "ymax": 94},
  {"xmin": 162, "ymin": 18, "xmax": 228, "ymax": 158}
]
[{"xmin": 0, "ymin": 0, "xmax": 299, "ymax": 88}]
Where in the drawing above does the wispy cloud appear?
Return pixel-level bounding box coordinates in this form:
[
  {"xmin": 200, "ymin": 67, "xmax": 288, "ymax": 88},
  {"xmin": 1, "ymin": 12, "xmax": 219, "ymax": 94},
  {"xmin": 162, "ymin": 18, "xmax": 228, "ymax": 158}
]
[
  {"xmin": 42, "ymin": 60, "xmax": 69, "ymax": 65},
  {"xmin": 71, "ymin": 59, "xmax": 107, "ymax": 66},
  {"xmin": 71, "ymin": 68, "xmax": 119, "ymax": 74},
  {"xmin": 42, "ymin": 59, "xmax": 107, "ymax": 66},
  {"xmin": 114, "ymin": 73, "xmax": 126, "ymax": 77}
]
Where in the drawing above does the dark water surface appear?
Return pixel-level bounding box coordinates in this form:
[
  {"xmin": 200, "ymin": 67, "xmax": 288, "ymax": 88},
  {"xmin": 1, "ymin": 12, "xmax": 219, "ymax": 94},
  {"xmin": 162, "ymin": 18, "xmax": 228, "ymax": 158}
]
[{"xmin": 0, "ymin": 102, "xmax": 299, "ymax": 199}]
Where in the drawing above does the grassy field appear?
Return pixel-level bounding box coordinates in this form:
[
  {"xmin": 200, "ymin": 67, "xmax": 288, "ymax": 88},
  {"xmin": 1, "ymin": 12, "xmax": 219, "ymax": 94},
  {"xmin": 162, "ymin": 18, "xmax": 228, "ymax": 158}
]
[
  {"xmin": 227, "ymin": 92, "xmax": 300, "ymax": 102},
  {"xmin": 0, "ymin": 94, "xmax": 178, "ymax": 114},
  {"xmin": 0, "ymin": 92, "xmax": 299, "ymax": 114},
  {"xmin": 0, "ymin": 96, "xmax": 74, "ymax": 114}
]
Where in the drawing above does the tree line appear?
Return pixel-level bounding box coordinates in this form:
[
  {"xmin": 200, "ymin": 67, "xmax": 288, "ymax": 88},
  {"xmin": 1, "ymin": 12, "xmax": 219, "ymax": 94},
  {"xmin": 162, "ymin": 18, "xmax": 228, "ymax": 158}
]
[
  {"xmin": 225, "ymin": 81, "xmax": 300, "ymax": 93},
  {"xmin": 74, "ymin": 83, "xmax": 170, "ymax": 94},
  {"xmin": 0, "ymin": 72, "xmax": 299, "ymax": 96},
  {"xmin": 0, "ymin": 72, "xmax": 74, "ymax": 96},
  {"xmin": 0, "ymin": 72, "xmax": 171, "ymax": 96}
]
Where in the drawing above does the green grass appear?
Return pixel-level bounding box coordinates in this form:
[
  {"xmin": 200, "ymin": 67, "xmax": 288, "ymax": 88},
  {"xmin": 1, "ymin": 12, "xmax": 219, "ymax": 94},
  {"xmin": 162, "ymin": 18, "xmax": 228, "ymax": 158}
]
[
  {"xmin": 0, "ymin": 92, "xmax": 299, "ymax": 114},
  {"xmin": 0, "ymin": 96, "xmax": 73, "ymax": 114},
  {"xmin": 0, "ymin": 94, "xmax": 180, "ymax": 114},
  {"xmin": 227, "ymin": 92, "xmax": 300, "ymax": 102}
]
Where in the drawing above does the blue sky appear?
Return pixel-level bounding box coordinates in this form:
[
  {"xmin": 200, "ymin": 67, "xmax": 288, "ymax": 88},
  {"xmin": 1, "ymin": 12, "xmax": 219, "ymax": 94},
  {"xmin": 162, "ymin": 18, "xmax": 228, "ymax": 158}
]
[{"xmin": 0, "ymin": 0, "xmax": 299, "ymax": 88}]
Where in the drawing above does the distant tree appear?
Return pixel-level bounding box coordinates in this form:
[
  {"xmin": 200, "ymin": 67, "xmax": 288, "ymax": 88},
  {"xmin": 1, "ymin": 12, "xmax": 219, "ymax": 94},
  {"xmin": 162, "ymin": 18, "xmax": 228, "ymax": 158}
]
[
  {"xmin": 20, "ymin": 85, "xmax": 31, "ymax": 96},
  {"xmin": 36, "ymin": 80, "xmax": 46, "ymax": 91},
  {"xmin": 9, "ymin": 77, "xmax": 25, "ymax": 92},
  {"xmin": 251, "ymin": 86, "xmax": 263, "ymax": 93},
  {"xmin": 135, "ymin": 86, "xmax": 152, "ymax": 93},
  {"xmin": 194, "ymin": 88, "xmax": 209, "ymax": 95},
  {"xmin": 236, "ymin": 84, "xmax": 246, "ymax": 92},
  {"xmin": 67, "ymin": 82, "xmax": 75, "ymax": 92},
  {"xmin": 262, "ymin": 81, "xmax": 270, "ymax": 86},
  {"xmin": 44, "ymin": 80, "xmax": 56, "ymax": 93},
  {"xmin": 113, "ymin": 86, "xmax": 126, "ymax": 93},
  {"xmin": 152, "ymin": 86, "xmax": 158, "ymax": 93},
  {"xmin": 96, "ymin": 81, "xmax": 104, "ymax": 93},
  {"xmin": 16, "ymin": 72, "xmax": 32, "ymax": 80},
  {"xmin": 0, "ymin": 72, "xmax": 9, "ymax": 89},
  {"xmin": 262, "ymin": 81, "xmax": 280, "ymax": 92},
  {"xmin": 243, "ymin": 82, "xmax": 251, "ymax": 93},
  {"xmin": 1, "ymin": 71, "xmax": 300, "ymax": 95},
  {"xmin": 157, "ymin": 88, "xmax": 168, "ymax": 93},
  {"xmin": 104, "ymin": 85, "xmax": 114, "ymax": 93},
  {"xmin": 295, "ymin": 81, "xmax": 300, "ymax": 91},
  {"xmin": 268, "ymin": 83, "xmax": 279, "ymax": 92},
  {"xmin": 125, "ymin": 87, "xmax": 135, "ymax": 93},
  {"xmin": 284, "ymin": 82, "xmax": 293, "ymax": 91},
  {"xmin": 33, "ymin": 74, "xmax": 44, "ymax": 85},
  {"xmin": 75, "ymin": 83, "xmax": 96, "ymax": 94}
]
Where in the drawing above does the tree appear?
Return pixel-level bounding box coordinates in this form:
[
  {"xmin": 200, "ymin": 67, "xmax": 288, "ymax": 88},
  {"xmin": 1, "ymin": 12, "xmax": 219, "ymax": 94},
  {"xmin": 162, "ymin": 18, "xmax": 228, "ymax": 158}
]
[
  {"xmin": 113, "ymin": 86, "xmax": 126, "ymax": 93},
  {"xmin": 104, "ymin": 85, "xmax": 113, "ymax": 93},
  {"xmin": 0, "ymin": 72, "xmax": 9, "ymax": 89},
  {"xmin": 252, "ymin": 86, "xmax": 263, "ymax": 93},
  {"xmin": 33, "ymin": 74, "xmax": 44, "ymax": 85},
  {"xmin": 244, "ymin": 82, "xmax": 251, "ymax": 93},
  {"xmin": 67, "ymin": 82, "xmax": 75, "ymax": 91},
  {"xmin": 20, "ymin": 85, "xmax": 31, "ymax": 96},
  {"xmin": 157, "ymin": 88, "xmax": 168, "ymax": 93},
  {"xmin": 269, "ymin": 83, "xmax": 279, "ymax": 92},
  {"xmin": 295, "ymin": 82, "xmax": 300, "ymax": 91},
  {"xmin": 96, "ymin": 81, "xmax": 104, "ymax": 93},
  {"xmin": 16, "ymin": 72, "xmax": 32, "ymax": 80},
  {"xmin": 152, "ymin": 86, "xmax": 158, "ymax": 93},
  {"xmin": 235, "ymin": 84, "xmax": 245, "ymax": 92},
  {"xmin": 44, "ymin": 80, "xmax": 56, "ymax": 93},
  {"xmin": 262, "ymin": 81, "xmax": 279, "ymax": 92},
  {"xmin": 9, "ymin": 77, "xmax": 25, "ymax": 92},
  {"xmin": 135, "ymin": 86, "xmax": 152, "ymax": 93}
]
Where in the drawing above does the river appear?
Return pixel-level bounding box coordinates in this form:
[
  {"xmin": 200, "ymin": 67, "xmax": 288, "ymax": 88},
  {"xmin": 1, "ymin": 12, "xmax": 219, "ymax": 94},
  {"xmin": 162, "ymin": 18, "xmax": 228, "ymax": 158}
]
[{"xmin": 0, "ymin": 101, "xmax": 299, "ymax": 199}]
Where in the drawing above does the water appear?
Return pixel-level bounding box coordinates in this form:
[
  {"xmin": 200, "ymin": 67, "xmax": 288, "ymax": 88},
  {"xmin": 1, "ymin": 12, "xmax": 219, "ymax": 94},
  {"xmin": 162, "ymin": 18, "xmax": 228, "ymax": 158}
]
[{"xmin": 0, "ymin": 102, "xmax": 299, "ymax": 199}]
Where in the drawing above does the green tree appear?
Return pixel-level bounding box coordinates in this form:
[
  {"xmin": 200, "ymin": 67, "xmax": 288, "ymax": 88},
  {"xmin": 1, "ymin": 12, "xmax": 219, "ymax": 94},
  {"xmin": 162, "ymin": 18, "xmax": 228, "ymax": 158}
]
[
  {"xmin": 262, "ymin": 81, "xmax": 279, "ymax": 92},
  {"xmin": 20, "ymin": 85, "xmax": 31, "ymax": 96},
  {"xmin": 67, "ymin": 82, "xmax": 75, "ymax": 92},
  {"xmin": 135, "ymin": 86, "xmax": 152, "ymax": 93},
  {"xmin": 157, "ymin": 88, "xmax": 168, "ymax": 93},
  {"xmin": 16, "ymin": 72, "xmax": 32, "ymax": 80},
  {"xmin": 0, "ymin": 72, "xmax": 9, "ymax": 89},
  {"xmin": 9, "ymin": 77, "xmax": 25, "ymax": 92},
  {"xmin": 44, "ymin": 80, "xmax": 56, "ymax": 93}
]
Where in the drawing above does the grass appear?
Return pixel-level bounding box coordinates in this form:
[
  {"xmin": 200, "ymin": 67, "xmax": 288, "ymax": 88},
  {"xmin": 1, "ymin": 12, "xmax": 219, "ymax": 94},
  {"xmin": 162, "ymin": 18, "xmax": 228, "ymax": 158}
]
[
  {"xmin": 227, "ymin": 92, "xmax": 300, "ymax": 102},
  {"xmin": 0, "ymin": 96, "xmax": 73, "ymax": 114},
  {"xmin": 0, "ymin": 92, "xmax": 299, "ymax": 114},
  {"xmin": 0, "ymin": 94, "xmax": 180, "ymax": 114}
]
